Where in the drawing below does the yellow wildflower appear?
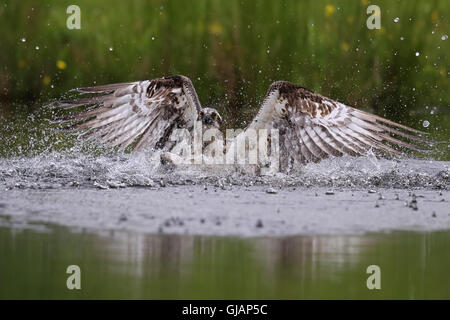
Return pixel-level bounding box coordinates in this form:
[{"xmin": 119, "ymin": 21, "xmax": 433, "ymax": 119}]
[
  {"xmin": 209, "ymin": 22, "xmax": 223, "ymax": 35},
  {"xmin": 43, "ymin": 76, "xmax": 51, "ymax": 85},
  {"xmin": 56, "ymin": 60, "xmax": 67, "ymax": 70},
  {"xmin": 341, "ymin": 42, "xmax": 349, "ymax": 52},
  {"xmin": 431, "ymin": 10, "xmax": 439, "ymax": 23},
  {"xmin": 325, "ymin": 5, "xmax": 335, "ymax": 18}
]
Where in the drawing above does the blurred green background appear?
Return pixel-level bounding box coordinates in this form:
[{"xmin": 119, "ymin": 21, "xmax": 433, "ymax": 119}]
[{"xmin": 0, "ymin": 0, "xmax": 448, "ymax": 157}]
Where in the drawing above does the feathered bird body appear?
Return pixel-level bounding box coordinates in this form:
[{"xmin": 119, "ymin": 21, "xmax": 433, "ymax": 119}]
[{"xmin": 56, "ymin": 75, "xmax": 432, "ymax": 173}]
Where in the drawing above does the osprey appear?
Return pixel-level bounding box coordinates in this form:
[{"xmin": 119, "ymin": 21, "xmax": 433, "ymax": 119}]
[{"xmin": 57, "ymin": 75, "xmax": 431, "ymax": 171}]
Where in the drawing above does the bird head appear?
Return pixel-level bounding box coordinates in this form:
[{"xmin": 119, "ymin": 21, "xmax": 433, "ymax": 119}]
[{"xmin": 197, "ymin": 107, "xmax": 222, "ymax": 130}]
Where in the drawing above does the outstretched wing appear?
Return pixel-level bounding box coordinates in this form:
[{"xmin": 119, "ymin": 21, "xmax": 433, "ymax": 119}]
[
  {"xmin": 249, "ymin": 81, "xmax": 432, "ymax": 164},
  {"xmin": 56, "ymin": 75, "xmax": 201, "ymax": 151}
]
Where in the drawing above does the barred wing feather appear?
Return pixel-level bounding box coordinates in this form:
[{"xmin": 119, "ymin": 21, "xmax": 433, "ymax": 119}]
[
  {"xmin": 57, "ymin": 75, "xmax": 200, "ymax": 152},
  {"xmin": 250, "ymin": 81, "xmax": 432, "ymax": 165}
]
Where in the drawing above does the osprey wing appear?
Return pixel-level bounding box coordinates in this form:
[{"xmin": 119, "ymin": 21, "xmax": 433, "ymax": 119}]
[
  {"xmin": 249, "ymin": 81, "xmax": 432, "ymax": 163},
  {"xmin": 56, "ymin": 75, "xmax": 201, "ymax": 151}
]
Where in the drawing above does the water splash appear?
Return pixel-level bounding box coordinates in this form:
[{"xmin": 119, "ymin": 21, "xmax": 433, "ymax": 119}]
[
  {"xmin": 0, "ymin": 152, "xmax": 448, "ymax": 191},
  {"xmin": 0, "ymin": 104, "xmax": 448, "ymax": 191}
]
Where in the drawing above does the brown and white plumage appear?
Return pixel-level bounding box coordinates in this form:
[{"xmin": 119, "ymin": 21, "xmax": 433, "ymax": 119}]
[
  {"xmin": 57, "ymin": 75, "xmax": 204, "ymax": 152},
  {"xmin": 56, "ymin": 75, "xmax": 432, "ymax": 171},
  {"xmin": 246, "ymin": 81, "xmax": 432, "ymax": 170}
]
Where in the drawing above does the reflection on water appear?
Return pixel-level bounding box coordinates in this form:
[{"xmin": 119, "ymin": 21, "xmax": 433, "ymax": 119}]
[{"xmin": 1, "ymin": 226, "xmax": 449, "ymax": 299}]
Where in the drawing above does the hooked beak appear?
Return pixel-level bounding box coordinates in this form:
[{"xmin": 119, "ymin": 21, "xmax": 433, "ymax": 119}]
[{"xmin": 202, "ymin": 115, "xmax": 214, "ymax": 125}]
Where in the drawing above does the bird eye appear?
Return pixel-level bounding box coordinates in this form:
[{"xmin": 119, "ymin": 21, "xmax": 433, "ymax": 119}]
[{"xmin": 199, "ymin": 112, "xmax": 204, "ymax": 118}]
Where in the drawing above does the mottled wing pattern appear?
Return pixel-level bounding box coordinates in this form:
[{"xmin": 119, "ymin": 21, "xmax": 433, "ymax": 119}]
[
  {"xmin": 256, "ymin": 81, "xmax": 431, "ymax": 164},
  {"xmin": 57, "ymin": 75, "xmax": 200, "ymax": 151}
]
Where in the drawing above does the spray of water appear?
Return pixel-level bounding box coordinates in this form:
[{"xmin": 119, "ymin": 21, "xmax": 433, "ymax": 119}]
[{"xmin": 0, "ymin": 104, "xmax": 448, "ymax": 191}]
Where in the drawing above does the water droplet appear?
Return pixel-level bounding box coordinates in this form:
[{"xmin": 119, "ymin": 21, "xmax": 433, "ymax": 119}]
[
  {"xmin": 423, "ymin": 120, "xmax": 430, "ymax": 128},
  {"xmin": 394, "ymin": 17, "xmax": 399, "ymax": 23},
  {"xmin": 441, "ymin": 34, "xmax": 448, "ymax": 40},
  {"xmin": 109, "ymin": 47, "xmax": 113, "ymax": 51},
  {"xmin": 151, "ymin": 36, "xmax": 155, "ymax": 40},
  {"xmin": 266, "ymin": 50, "xmax": 270, "ymax": 54},
  {"xmin": 21, "ymin": 37, "xmax": 26, "ymax": 42},
  {"xmin": 400, "ymin": 36, "xmax": 404, "ymax": 40},
  {"xmin": 415, "ymin": 52, "xmax": 420, "ymax": 56},
  {"xmin": 35, "ymin": 46, "xmax": 39, "ymax": 50}
]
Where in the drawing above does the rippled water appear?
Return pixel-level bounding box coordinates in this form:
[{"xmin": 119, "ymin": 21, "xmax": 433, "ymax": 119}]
[{"xmin": 1, "ymin": 226, "xmax": 450, "ymax": 299}]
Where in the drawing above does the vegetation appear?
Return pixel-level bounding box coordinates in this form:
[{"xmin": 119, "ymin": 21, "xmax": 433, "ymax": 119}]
[{"xmin": 0, "ymin": 0, "xmax": 448, "ymax": 157}]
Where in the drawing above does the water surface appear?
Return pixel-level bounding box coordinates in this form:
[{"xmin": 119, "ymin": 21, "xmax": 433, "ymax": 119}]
[
  {"xmin": 0, "ymin": 102, "xmax": 448, "ymax": 299},
  {"xmin": 1, "ymin": 226, "xmax": 449, "ymax": 299}
]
